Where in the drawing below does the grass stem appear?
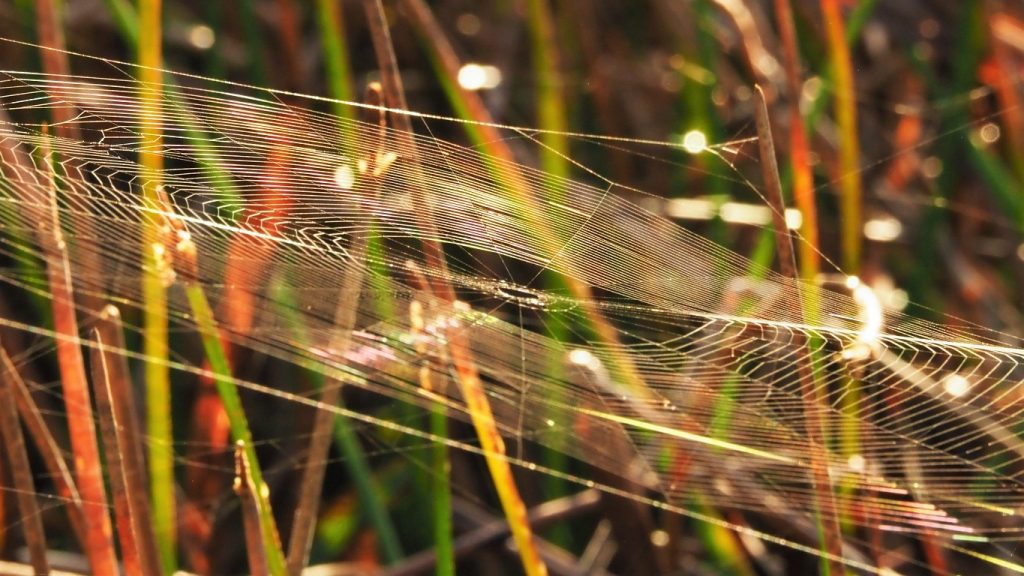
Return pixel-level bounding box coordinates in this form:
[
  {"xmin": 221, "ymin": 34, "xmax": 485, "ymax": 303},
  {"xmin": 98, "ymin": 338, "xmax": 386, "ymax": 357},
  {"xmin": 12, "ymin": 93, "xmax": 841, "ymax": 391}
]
[
  {"xmin": 0, "ymin": 339, "xmax": 49, "ymax": 575},
  {"xmin": 34, "ymin": 126, "xmax": 118, "ymax": 575},
  {"xmin": 753, "ymin": 85, "xmax": 844, "ymax": 576},
  {"xmin": 91, "ymin": 305, "xmax": 163, "ymax": 576}
]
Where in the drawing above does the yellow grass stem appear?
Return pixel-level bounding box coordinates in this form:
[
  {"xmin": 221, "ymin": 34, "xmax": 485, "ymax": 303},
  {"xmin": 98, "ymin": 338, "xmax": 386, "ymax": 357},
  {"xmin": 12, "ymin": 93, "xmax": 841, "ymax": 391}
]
[{"xmin": 137, "ymin": 1, "xmax": 175, "ymax": 572}]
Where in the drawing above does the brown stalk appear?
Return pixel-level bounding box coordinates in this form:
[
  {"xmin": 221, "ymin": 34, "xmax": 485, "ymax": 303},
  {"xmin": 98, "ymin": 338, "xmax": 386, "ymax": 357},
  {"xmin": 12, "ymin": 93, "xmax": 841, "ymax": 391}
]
[
  {"xmin": 286, "ymin": 82, "xmax": 387, "ymax": 575},
  {"xmin": 32, "ymin": 126, "xmax": 118, "ymax": 575},
  {"xmin": 1, "ymin": 345, "xmax": 87, "ymax": 546},
  {"xmin": 0, "ymin": 339, "xmax": 50, "ymax": 575},
  {"xmin": 33, "ymin": 0, "xmax": 101, "ymax": 314},
  {"xmin": 753, "ymin": 85, "xmax": 844, "ymax": 574},
  {"xmin": 90, "ymin": 305, "xmax": 162, "ymax": 576},
  {"xmin": 235, "ymin": 440, "xmax": 269, "ymax": 576},
  {"xmin": 361, "ymin": 2, "xmax": 546, "ymax": 574},
  {"xmin": 90, "ymin": 326, "xmax": 142, "ymax": 576},
  {"xmin": 772, "ymin": 0, "xmax": 819, "ymax": 283}
]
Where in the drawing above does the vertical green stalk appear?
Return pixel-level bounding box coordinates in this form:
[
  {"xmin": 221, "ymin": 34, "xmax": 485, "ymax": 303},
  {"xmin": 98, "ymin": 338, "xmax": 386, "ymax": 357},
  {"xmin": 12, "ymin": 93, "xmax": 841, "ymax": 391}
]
[
  {"xmin": 526, "ymin": 0, "xmax": 573, "ymax": 549},
  {"xmin": 137, "ymin": 1, "xmax": 173, "ymax": 572},
  {"xmin": 429, "ymin": 401, "xmax": 453, "ymax": 576},
  {"xmin": 183, "ymin": 279, "xmax": 287, "ymax": 575}
]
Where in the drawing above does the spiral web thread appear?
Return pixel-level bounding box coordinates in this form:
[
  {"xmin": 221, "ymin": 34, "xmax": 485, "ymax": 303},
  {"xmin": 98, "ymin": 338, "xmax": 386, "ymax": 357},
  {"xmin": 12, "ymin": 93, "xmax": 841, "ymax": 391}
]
[{"xmin": 0, "ymin": 58, "xmax": 1023, "ymax": 573}]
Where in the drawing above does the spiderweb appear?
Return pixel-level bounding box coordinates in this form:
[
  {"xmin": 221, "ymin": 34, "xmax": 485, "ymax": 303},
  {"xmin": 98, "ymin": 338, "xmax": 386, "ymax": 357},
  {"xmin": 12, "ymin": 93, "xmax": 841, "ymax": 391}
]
[{"xmin": 1, "ymin": 47, "xmax": 1023, "ymax": 574}]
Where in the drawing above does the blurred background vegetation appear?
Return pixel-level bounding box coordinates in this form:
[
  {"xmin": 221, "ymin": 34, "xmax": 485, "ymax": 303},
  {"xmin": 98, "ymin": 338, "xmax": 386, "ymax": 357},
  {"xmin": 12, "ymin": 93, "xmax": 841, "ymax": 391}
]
[{"xmin": 0, "ymin": 0, "xmax": 1023, "ymax": 574}]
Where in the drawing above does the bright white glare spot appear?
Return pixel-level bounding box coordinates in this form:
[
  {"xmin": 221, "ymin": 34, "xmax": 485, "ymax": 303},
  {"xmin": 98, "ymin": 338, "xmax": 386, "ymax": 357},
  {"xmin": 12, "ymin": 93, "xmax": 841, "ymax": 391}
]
[
  {"xmin": 980, "ymin": 122, "xmax": 1001, "ymax": 144},
  {"xmin": 334, "ymin": 164, "xmax": 355, "ymax": 189},
  {"xmin": 843, "ymin": 277, "xmax": 883, "ymax": 357},
  {"xmin": 650, "ymin": 529, "xmax": 670, "ymax": 547},
  {"xmin": 666, "ymin": 198, "xmax": 715, "ymax": 220},
  {"xmin": 847, "ymin": 454, "xmax": 866, "ymax": 473},
  {"xmin": 545, "ymin": 419, "xmax": 555, "ymax": 427},
  {"xmin": 784, "ymin": 208, "xmax": 802, "ymax": 230},
  {"xmin": 457, "ymin": 63, "xmax": 503, "ymax": 91},
  {"xmin": 568, "ymin": 348, "xmax": 599, "ymax": 369},
  {"xmin": 944, "ymin": 374, "xmax": 970, "ymax": 398},
  {"xmin": 864, "ymin": 216, "xmax": 903, "ymax": 242},
  {"xmin": 681, "ymin": 130, "xmax": 707, "ymax": 154},
  {"xmin": 922, "ymin": 156, "xmax": 943, "ymax": 179},
  {"xmin": 456, "ymin": 13, "xmax": 481, "ymax": 36},
  {"xmin": 188, "ymin": 25, "xmax": 216, "ymax": 50},
  {"xmin": 667, "ymin": 199, "xmax": 800, "ymax": 230},
  {"xmin": 720, "ymin": 202, "xmax": 769, "ymax": 226}
]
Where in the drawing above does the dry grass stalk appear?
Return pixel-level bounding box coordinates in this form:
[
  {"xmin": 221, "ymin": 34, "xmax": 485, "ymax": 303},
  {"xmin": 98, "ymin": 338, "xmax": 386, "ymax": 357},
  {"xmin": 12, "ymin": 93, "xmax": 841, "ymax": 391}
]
[
  {"xmin": 753, "ymin": 85, "xmax": 844, "ymax": 575},
  {"xmin": 1, "ymin": 345, "xmax": 87, "ymax": 547},
  {"xmin": 90, "ymin": 305, "xmax": 162, "ymax": 576},
  {"xmin": 32, "ymin": 126, "xmax": 118, "ymax": 575},
  {"xmin": 90, "ymin": 326, "xmax": 143, "ymax": 575},
  {"xmin": 286, "ymin": 82, "xmax": 389, "ymax": 575},
  {"xmin": 33, "ymin": 0, "xmax": 102, "ymax": 314},
  {"xmin": 361, "ymin": 1, "xmax": 547, "ymax": 573},
  {"xmin": 235, "ymin": 440, "xmax": 269, "ymax": 576},
  {"xmin": 0, "ymin": 340, "xmax": 50, "ymax": 575}
]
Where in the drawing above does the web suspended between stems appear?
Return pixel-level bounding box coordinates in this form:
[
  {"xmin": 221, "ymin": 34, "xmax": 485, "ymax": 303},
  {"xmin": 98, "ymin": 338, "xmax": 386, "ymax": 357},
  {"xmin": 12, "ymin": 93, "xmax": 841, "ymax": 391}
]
[{"xmin": 1, "ymin": 62, "xmax": 1023, "ymax": 573}]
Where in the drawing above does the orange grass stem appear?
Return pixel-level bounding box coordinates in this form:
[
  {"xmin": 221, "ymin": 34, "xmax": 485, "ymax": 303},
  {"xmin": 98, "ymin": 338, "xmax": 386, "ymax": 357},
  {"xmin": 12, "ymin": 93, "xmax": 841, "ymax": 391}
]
[
  {"xmin": 821, "ymin": 0, "xmax": 863, "ymax": 273},
  {"xmin": 35, "ymin": 127, "xmax": 118, "ymax": 575},
  {"xmin": 773, "ymin": 0, "xmax": 819, "ymax": 285}
]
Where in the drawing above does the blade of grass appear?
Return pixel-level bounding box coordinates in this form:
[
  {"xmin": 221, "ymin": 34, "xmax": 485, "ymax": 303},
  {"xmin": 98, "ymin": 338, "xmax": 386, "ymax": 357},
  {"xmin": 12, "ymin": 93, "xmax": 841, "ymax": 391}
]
[
  {"xmin": 0, "ymin": 338, "xmax": 50, "ymax": 576},
  {"xmin": 773, "ymin": 0, "xmax": 819, "ymax": 286},
  {"xmin": 405, "ymin": 264, "xmax": 454, "ymax": 576},
  {"xmin": 820, "ymin": 0, "xmax": 862, "ymax": 274},
  {"xmin": 1, "ymin": 344, "xmax": 87, "ymax": 547},
  {"xmin": 90, "ymin": 325, "xmax": 143, "ymax": 576},
  {"xmin": 235, "ymin": 440, "xmax": 269, "ymax": 576},
  {"xmin": 32, "ymin": 0, "xmax": 102, "ymax": 314},
  {"xmin": 91, "ymin": 305, "xmax": 162, "ymax": 576},
  {"xmin": 165, "ymin": 193, "xmax": 287, "ymax": 576},
  {"xmin": 287, "ymin": 82, "xmax": 404, "ymax": 573},
  {"xmin": 270, "ymin": 274, "xmax": 405, "ymax": 568},
  {"xmin": 524, "ymin": 0, "xmax": 574, "ymax": 549},
  {"xmin": 362, "ymin": 2, "xmax": 547, "ymax": 574},
  {"xmin": 136, "ymin": 0, "xmax": 176, "ymax": 571},
  {"xmin": 33, "ymin": 126, "xmax": 118, "ymax": 575},
  {"xmin": 754, "ymin": 85, "xmax": 844, "ymax": 576}
]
